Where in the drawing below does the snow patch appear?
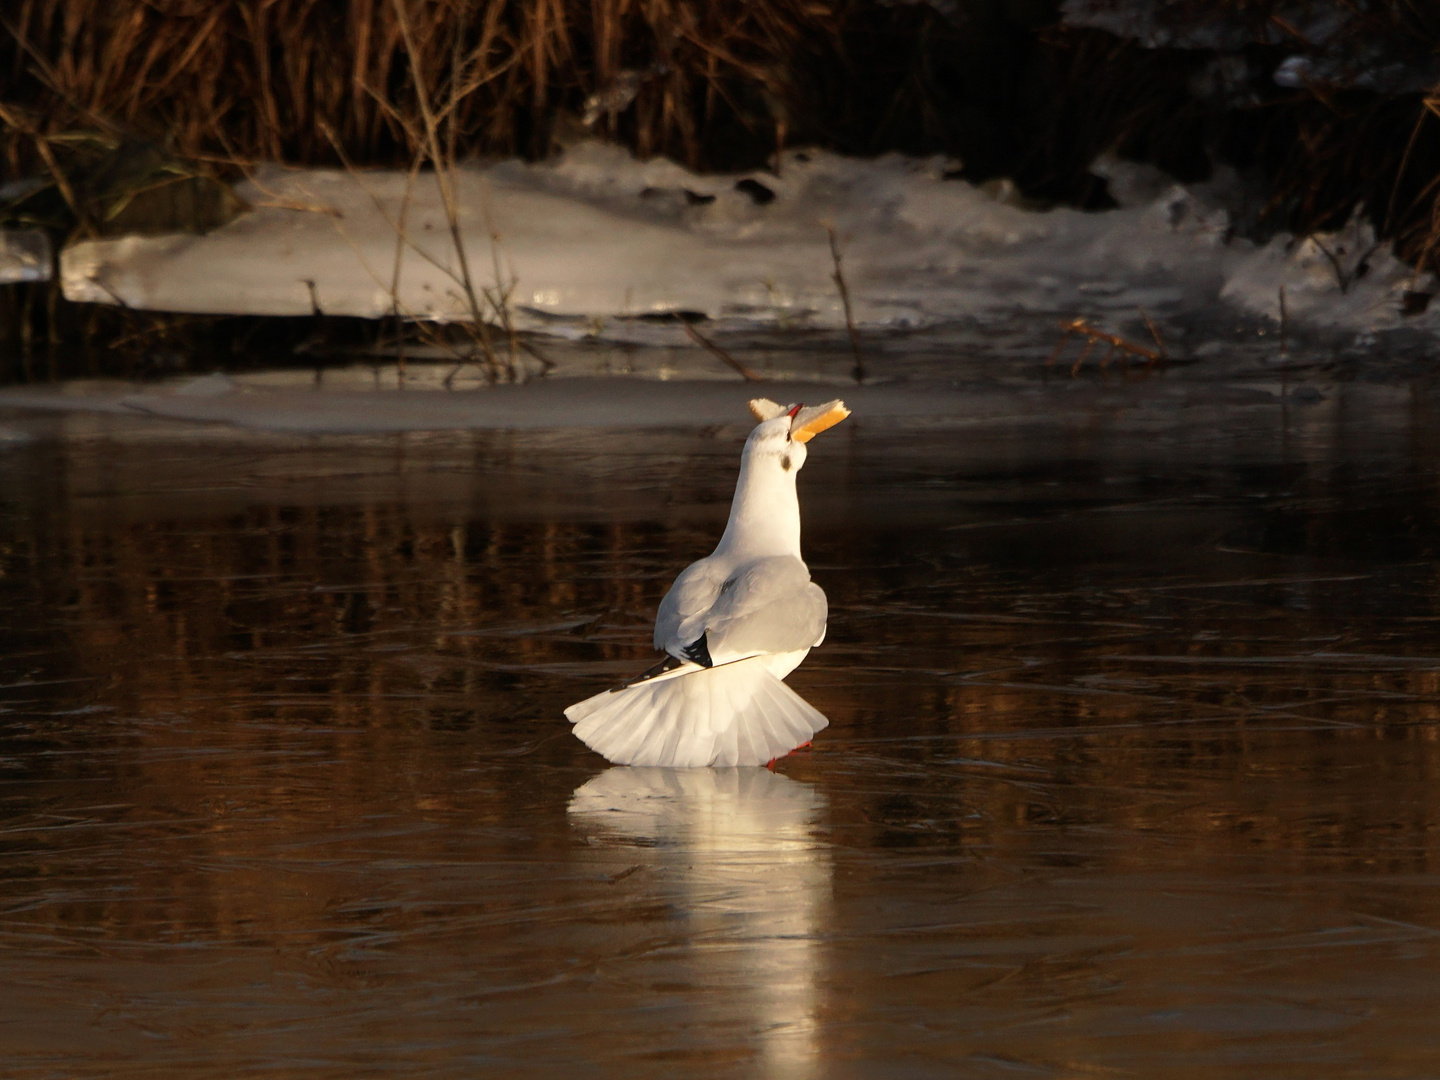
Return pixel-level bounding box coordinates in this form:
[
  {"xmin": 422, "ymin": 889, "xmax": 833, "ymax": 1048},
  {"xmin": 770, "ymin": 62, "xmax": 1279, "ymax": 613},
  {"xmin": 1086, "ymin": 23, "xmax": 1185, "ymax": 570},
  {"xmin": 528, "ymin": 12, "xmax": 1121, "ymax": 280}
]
[
  {"xmin": 58, "ymin": 143, "xmax": 1438, "ymax": 342},
  {"xmin": 172, "ymin": 372, "xmax": 238, "ymax": 397},
  {"xmin": 1221, "ymin": 213, "xmax": 1426, "ymax": 328},
  {"xmin": 0, "ymin": 229, "xmax": 51, "ymax": 284}
]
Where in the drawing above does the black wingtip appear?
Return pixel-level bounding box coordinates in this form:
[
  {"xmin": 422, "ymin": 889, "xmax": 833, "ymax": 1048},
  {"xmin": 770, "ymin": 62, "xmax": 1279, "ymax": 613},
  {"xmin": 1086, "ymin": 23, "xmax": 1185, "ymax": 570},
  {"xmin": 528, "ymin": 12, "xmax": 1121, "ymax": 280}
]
[
  {"xmin": 608, "ymin": 634, "xmax": 713, "ymax": 693},
  {"xmin": 681, "ymin": 632, "xmax": 714, "ymax": 668},
  {"xmin": 611, "ymin": 653, "xmax": 686, "ymax": 692}
]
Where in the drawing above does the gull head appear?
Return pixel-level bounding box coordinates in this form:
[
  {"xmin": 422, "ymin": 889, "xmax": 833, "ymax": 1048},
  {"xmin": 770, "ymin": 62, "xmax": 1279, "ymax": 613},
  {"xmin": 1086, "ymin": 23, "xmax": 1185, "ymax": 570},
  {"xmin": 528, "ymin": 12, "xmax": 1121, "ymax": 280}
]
[{"xmin": 742, "ymin": 398, "xmax": 850, "ymax": 475}]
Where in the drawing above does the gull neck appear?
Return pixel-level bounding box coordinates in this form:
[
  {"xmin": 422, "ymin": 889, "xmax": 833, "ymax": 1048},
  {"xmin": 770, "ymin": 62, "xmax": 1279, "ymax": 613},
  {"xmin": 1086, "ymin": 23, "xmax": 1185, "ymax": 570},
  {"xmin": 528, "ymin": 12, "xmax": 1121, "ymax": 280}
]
[{"xmin": 714, "ymin": 452, "xmax": 802, "ymax": 560}]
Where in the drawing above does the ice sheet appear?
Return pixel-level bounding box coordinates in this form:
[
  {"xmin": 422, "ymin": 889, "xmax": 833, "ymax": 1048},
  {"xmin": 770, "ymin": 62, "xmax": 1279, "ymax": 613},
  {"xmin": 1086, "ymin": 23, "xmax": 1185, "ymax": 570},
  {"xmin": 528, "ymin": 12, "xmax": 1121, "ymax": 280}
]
[
  {"xmin": 0, "ymin": 366, "xmax": 1295, "ymax": 437},
  {"xmin": 59, "ymin": 143, "xmax": 1439, "ymax": 343}
]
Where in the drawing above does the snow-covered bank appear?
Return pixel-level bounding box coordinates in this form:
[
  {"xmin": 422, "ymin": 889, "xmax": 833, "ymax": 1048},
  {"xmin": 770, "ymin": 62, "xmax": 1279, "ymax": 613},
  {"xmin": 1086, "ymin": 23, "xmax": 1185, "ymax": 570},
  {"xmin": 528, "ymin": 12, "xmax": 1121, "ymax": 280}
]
[{"xmin": 59, "ymin": 144, "xmax": 1439, "ymax": 346}]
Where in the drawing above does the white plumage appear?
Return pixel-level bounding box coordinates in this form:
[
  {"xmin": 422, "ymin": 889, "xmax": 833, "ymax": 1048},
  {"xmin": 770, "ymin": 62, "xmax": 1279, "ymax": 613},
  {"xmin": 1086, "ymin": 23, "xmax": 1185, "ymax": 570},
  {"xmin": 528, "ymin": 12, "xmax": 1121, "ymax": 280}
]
[{"xmin": 566, "ymin": 397, "xmax": 850, "ymax": 767}]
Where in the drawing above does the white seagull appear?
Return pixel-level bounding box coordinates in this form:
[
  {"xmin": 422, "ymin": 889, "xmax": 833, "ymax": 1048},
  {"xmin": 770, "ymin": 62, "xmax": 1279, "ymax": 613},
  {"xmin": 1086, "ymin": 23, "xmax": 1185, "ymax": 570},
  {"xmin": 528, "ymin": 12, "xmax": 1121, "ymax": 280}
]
[{"xmin": 565, "ymin": 397, "xmax": 850, "ymax": 767}]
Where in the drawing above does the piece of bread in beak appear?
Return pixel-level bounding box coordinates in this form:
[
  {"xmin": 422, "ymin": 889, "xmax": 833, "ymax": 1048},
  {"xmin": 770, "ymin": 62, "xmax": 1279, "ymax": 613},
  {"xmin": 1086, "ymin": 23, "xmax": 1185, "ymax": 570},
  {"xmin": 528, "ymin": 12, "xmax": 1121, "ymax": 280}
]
[
  {"xmin": 790, "ymin": 400, "xmax": 850, "ymax": 442},
  {"xmin": 748, "ymin": 397, "xmax": 851, "ymax": 441}
]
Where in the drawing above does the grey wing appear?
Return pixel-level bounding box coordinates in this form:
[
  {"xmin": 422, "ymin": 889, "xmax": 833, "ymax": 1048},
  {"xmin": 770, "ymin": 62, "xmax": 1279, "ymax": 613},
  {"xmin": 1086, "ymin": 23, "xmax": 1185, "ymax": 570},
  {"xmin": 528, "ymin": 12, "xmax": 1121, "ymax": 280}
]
[
  {"xmin": 702, "ymin": 556, "xmax": 828, "ymax": 664},
  {"xmin": 654, "ymin": 557, "xmax": 725, "ymax": 656}
]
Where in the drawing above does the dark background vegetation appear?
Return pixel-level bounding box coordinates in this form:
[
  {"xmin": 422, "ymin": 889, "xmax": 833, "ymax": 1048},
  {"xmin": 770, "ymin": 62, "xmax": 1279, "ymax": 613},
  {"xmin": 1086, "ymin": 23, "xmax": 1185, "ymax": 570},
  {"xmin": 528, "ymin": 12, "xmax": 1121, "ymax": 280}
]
[{"xmin": 1, "ymin": 0, "xmax": 1440, "ymax": 376}]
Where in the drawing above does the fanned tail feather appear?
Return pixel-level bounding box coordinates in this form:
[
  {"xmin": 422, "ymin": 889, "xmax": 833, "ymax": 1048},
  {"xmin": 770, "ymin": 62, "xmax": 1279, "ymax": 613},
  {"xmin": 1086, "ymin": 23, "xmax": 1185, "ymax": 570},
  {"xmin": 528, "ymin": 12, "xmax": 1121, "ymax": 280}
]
[{"xmin": 565, "ymin": 657, "xmax": 827, "ymax": 767}]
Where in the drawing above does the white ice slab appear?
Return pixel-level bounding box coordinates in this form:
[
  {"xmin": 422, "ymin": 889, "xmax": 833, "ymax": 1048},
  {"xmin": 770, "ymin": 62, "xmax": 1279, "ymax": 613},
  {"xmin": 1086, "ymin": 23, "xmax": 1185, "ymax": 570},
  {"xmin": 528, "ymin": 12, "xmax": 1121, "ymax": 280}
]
[
  {"xmin": 58, "ymin": 142, "xmax": 1439, "ymax": 339},
  {"xmin": 0, "ymin": 229, "xmax": 51, "ymax": 284}
]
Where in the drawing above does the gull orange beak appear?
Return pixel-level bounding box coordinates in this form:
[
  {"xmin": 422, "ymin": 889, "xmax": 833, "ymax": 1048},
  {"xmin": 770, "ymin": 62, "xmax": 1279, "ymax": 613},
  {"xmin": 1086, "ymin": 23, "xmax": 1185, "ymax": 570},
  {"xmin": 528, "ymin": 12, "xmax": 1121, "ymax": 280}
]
[{"xmin": 789, "ymin": 399, "xmax": 850, "ymax": 443}]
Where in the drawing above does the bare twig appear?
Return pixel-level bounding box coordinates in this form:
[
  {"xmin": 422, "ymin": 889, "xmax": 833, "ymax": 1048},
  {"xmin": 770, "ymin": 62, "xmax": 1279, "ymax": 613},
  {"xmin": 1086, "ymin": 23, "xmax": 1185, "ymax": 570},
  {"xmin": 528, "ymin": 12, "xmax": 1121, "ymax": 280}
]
[
  {"xmin": 323, "ymin": 97, "xmax": 500, "ymax": 384},
  {"xmin": 1310, "ymin": 236, "xmax": 1349, "ymax": 292},
  {"xmin": 389, "ymin": 151, "xmax": 424, "ymax": 384},
  {"xmin": 318, "ymin": 120, "xmax": 454, "ymax": 282},
  {"xmin": 299, "ymin": 182, "xmax": 484, "ymax": 377},
  {"xmin": 1386, "ymin": 94, "xmax": 1433, "ymax": 233},
  {"xmin": 482, "ymin": 282, "xmax": 519, "ymax": 381},
  {"xmin": 390, "ymin": 0, "xmax": 499, "ymax": 379},
  {"xmin": 0, "ymin": 102, "xmax": 85, "ymax": 229},
  {"xmin": 207, "ymin": 125, "xmax": 337, "ymax": 217},
  {"xmin": 1278, "ymin": 286, "xmax": 1289, "ymax": 357},
  {"xmin": 680, "ymin": 318, "xmax": 763, "ymax": 382},
  {"xmin": 1310, "ymin": 233, "xmax": 1382, "ymax": 294},
  {"xmin": 1048, "ymin": 317, "xmax": 1164, "ymax": 376},
  {"xmin": 825, "ymin": 223, "xmax": 865, "ymax": 383},
  {"xmin": 482, "ymin": 190, "xmax": 521, "ymax": 382},
  {"xmin": 516, "ymin": 337, "xmax": 557, "ymax": 375},
  {"xmin": 1138, "ymin": 308, "xmax": 1166, "ymax": 357},
  {"xmin": 0, "ymin": 14, "xmax": 124, "ymax": 137}
]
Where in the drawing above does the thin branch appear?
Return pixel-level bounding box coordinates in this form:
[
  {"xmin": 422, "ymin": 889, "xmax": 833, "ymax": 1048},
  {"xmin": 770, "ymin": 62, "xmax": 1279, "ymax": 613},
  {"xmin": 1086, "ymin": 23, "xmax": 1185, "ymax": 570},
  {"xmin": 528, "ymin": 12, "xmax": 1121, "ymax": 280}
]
[
  {"xmin": 0, "ymin": 14, "xmax": 124, "ymax": 136},
  {"xmin": 0, "ymin": 102, "xmax": 85, "ymax": 229},
  {"xmin": 1138, "ymin": 308, "xmax": 1167, "ymax": 357},
  {"xmin": 1048, "ymin": 317, "xmax": 1163, "ymax": 376},
  {"xmin": 1278, "ymin": 286, "xmax": 1289, "ymax": 358},
  {"xmin": 389, "ymin": 0, "xmax": 488, "ymax": 330},
  {"xmin": 680, "ymin": 318, "xmax": 763, "ymax": 382},
  {"xmin": 825, "ymin": 223, "xmax": 865, "ymax": 383}
]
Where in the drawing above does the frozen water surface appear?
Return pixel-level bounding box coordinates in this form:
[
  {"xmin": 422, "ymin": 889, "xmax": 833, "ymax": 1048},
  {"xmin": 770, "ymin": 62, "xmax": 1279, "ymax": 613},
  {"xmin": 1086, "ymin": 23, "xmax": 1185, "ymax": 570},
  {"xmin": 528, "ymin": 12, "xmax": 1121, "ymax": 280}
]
[{"xmin": 1, "ymin": 358, "xmax": 1439, "ymax": 1077}]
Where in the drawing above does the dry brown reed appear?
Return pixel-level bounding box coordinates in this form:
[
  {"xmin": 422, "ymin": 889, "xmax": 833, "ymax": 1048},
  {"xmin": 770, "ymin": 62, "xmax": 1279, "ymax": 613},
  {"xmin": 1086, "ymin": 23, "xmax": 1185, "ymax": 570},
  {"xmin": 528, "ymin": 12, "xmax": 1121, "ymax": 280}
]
[
  {"xmin": 7, "ymin": 1, "xmax": 1440, "ymax": 266},
  {"xmin": 0, "ymin": 0, "xmax": 835, "ymax": 176},
  {"xmin": 1047, "ymin": 316, "xmax": 1165, "ymax": 377}
]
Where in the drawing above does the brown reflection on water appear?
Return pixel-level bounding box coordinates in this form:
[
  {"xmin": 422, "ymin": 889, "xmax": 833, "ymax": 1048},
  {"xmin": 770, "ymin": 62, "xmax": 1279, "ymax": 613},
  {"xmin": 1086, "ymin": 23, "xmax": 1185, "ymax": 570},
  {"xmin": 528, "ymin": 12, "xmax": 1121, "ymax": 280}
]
[{"xmin": 1, "ymin": 395, "xmax": 1440, "ymax": 1076}]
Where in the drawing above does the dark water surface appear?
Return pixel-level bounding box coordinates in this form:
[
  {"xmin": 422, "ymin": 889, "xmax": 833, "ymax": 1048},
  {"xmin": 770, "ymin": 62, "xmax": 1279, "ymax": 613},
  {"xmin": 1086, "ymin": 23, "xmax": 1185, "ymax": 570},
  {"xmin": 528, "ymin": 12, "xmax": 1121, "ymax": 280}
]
[{"xmin": 2, "ymin": 384, "xmax": 1440, "ymax": 1077}]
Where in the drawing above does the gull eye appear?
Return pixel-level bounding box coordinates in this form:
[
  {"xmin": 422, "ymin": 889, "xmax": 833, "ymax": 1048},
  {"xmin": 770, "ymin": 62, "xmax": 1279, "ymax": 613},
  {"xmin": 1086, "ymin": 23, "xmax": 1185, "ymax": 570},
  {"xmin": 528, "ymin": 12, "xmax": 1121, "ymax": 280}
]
[{"xmin": 781, "ymin": 455, "xmax": 792, "ymax": 471}]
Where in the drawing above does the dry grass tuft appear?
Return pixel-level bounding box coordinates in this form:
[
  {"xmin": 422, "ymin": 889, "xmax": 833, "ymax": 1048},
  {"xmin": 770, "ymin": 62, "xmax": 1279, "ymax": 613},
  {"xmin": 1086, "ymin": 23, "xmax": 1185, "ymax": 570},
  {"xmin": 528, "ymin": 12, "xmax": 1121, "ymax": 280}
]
[
  {"xmin": 7, "ymin": 0, "xmax": 1440, "ymax": 268},
  {"xmin": 0, "ymin": 0, "xmax": 837, "ymax": 175}
]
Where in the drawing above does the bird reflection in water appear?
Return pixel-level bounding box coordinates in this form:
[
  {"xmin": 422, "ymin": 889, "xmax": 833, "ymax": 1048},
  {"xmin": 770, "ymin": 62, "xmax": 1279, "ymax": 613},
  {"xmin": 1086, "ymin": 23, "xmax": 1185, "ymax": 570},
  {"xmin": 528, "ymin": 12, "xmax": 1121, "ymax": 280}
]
[{"xmin": 568, "ymin": 768, "xmax": 830, "ymax": 1077}]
